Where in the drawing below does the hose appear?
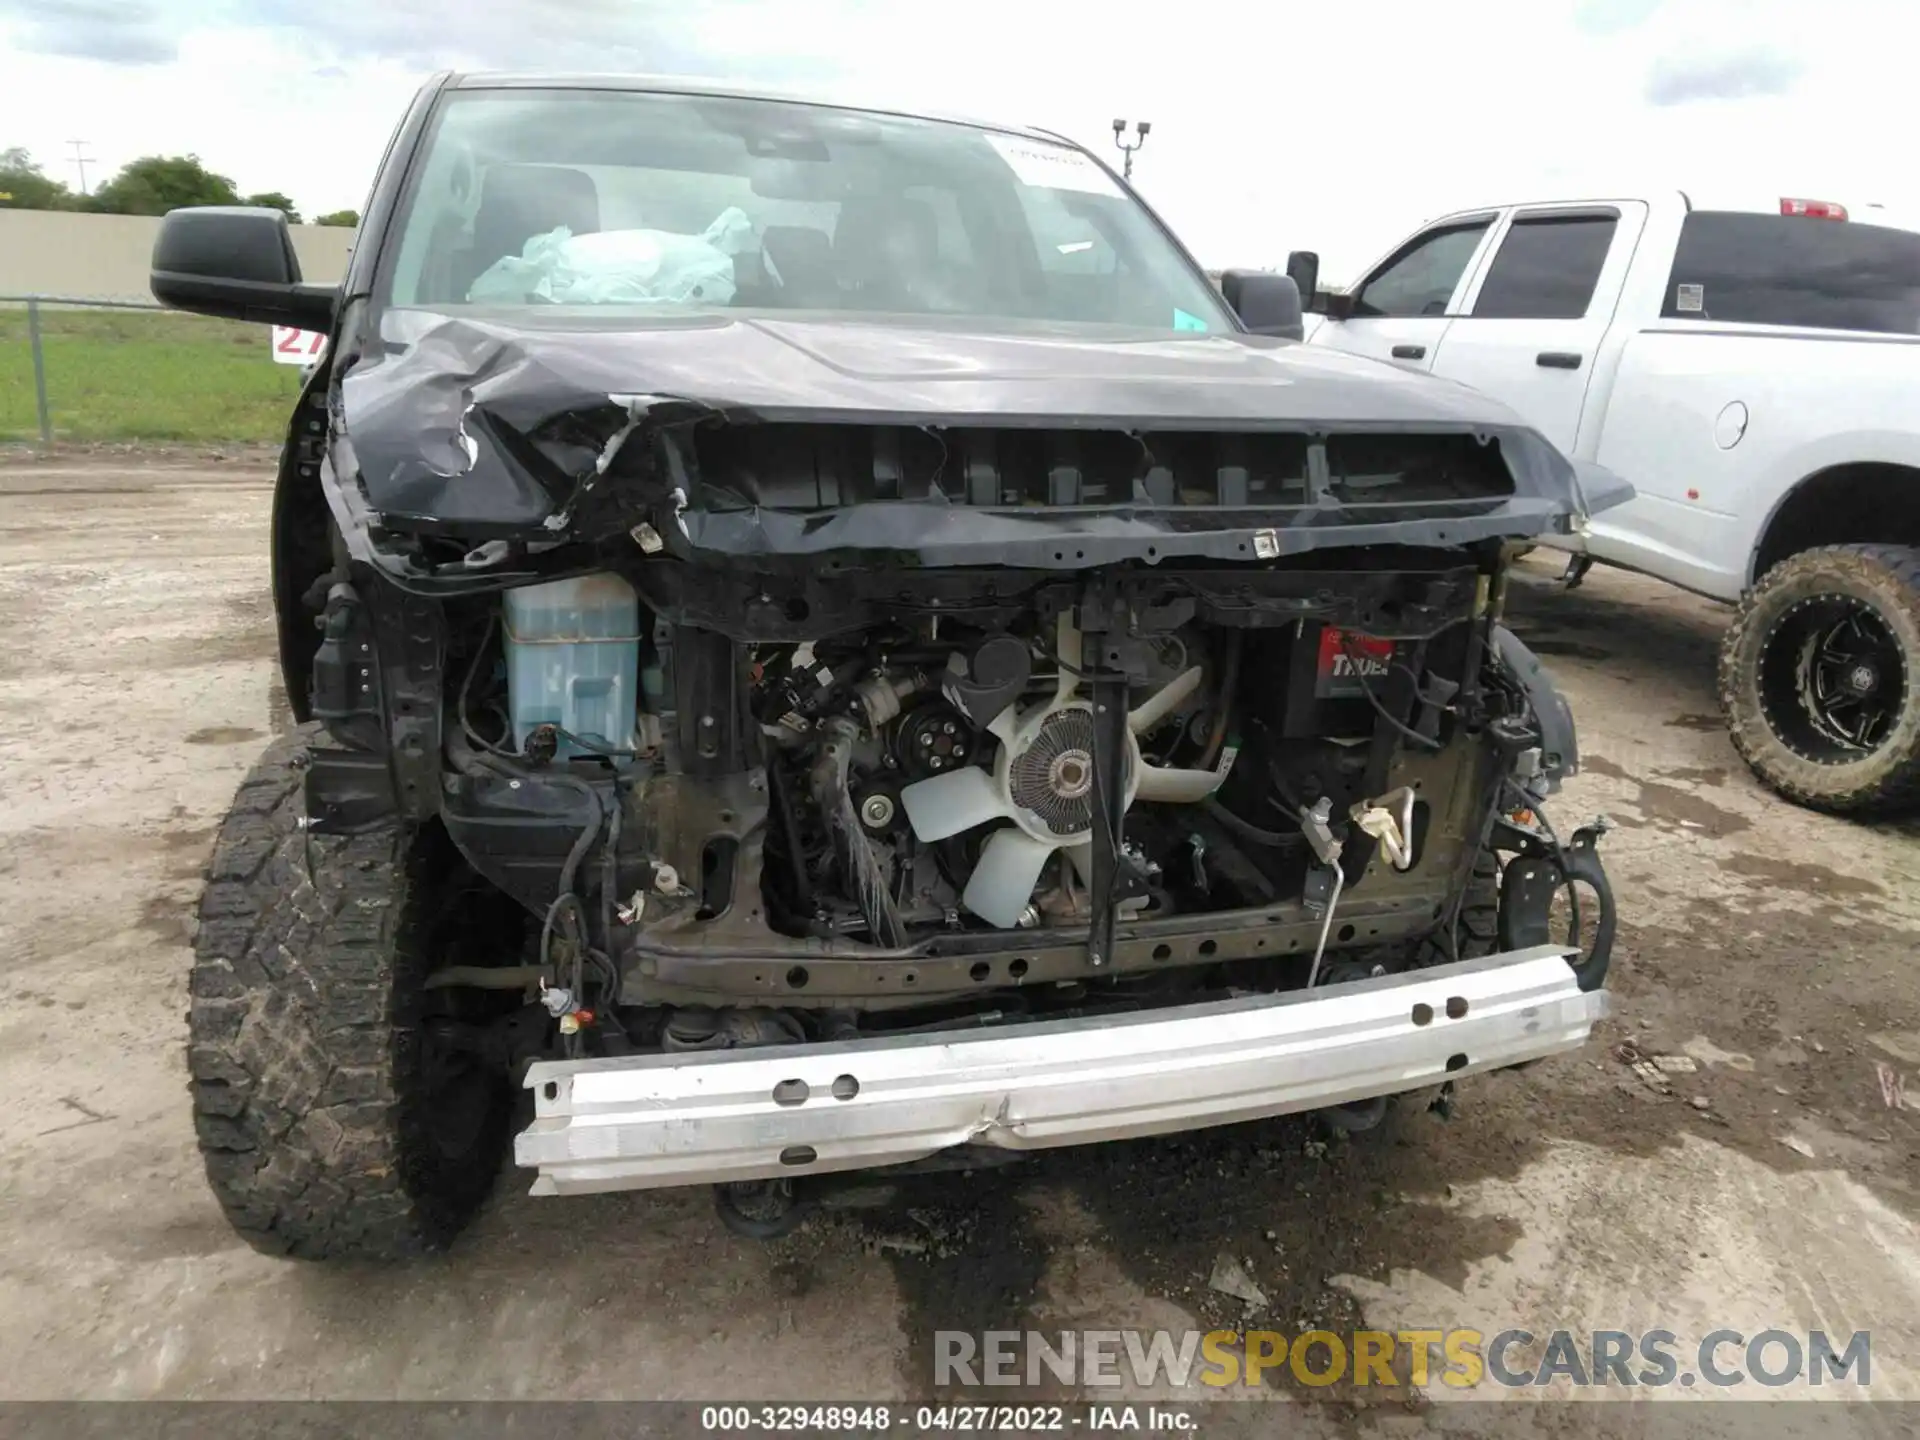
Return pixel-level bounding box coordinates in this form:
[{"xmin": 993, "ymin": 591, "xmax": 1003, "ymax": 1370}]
[
  {"xmin": 1202, "ymin": 797, "xmax": 1291, "ymax": 848},
  {"xmin": 597, "ymin": 795, "xmax": 624, "ymax": 1009},
  {"xmin": 810, "ymin": 714, "xmax": 906, "ymax": 948},
  {"xmin": 1444, "ymin": 760, "xmax": 1508, "ymax": 962},
  {"xmin": 457, "ymin": 615, "xmax": 519, "ymax": 759},
  {"xmin": 448, "ymin": 688, "xmax": 624, "ymax": 1046},
  {"xmin": 1198, "ymin": 630, "xmax": 1244, "ymax": 770},
  {"xmin": 1339, "ymin": 632, "xmax": 1442, "ymax": 751}
]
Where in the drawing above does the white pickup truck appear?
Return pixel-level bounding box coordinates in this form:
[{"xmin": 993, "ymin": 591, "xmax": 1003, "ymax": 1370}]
[{"xmin": 1288, "ymin": 192, "xmax": 1920, "ymax": 816}]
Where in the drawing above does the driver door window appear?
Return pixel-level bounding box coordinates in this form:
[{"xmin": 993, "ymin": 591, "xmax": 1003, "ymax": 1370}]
[
  {"xmin": 1315, "ymin": 217, "xmax": 1493, "ymax": 371},
  {"xmin": 1353, "ymin": 220, "xmax": 1492, "ymax": 318}
]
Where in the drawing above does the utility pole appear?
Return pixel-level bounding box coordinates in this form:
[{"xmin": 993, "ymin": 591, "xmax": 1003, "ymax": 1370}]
[
  {"xmin": 67, "ymin": 139, "xmax": 95, "ymax": 195},
  {"xmin": 1111, "ymin": 118, "xmax": 1150, "ymax": 181}
]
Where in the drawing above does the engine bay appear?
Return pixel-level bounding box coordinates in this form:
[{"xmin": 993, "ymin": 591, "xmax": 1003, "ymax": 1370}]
[
  {"xmin": 756, "ymin": 607, "xmax": 1385, "ymax": 943},
  {"xmin": 418, "ymin": 552, "xmax": 1547, "ymax": 1018}
]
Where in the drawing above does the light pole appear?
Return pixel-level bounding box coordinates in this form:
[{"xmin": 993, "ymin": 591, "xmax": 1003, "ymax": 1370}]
[
  {"xmin": 67, "ymin": 139, "xmax": 95, "ymax": 195},
  {"xmin": 1111, "ymin": 118, "xmax": 1150, "ymax": 181}
]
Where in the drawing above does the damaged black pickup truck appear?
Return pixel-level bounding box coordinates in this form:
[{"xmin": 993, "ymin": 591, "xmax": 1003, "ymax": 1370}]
[{"xmin": 156, "ymin": 73, "xmax": 1623, "ymax": 1259}]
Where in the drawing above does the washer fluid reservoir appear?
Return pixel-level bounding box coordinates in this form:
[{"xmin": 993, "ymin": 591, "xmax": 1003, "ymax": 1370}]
[{"xmin": 502, "ymin": 573, "xmax": 641, "ymax": 760}]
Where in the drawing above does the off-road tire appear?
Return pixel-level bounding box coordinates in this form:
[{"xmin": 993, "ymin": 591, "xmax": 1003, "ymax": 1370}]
[
  {"xmin": 188, "ymin": 724, "xmax": 515, "ymax": 1260},
  {"xmin": 1411, "ymin": 847, "xmax": 1500, "ymax": 967},
  {"xmin": 1719, "ymin": 544, "xmax": 1920, "ymax": 817}
]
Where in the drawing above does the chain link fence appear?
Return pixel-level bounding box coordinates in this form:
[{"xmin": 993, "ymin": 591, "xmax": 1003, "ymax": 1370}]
[{"xmin": 2, "ymin": 295, "xmax": 303, "ymax": 447}]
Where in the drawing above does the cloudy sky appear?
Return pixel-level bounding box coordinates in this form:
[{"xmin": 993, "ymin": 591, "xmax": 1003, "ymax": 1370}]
[{"xmin": 0, "ymin": 0, "xmax": 1903, "ymax": 279}]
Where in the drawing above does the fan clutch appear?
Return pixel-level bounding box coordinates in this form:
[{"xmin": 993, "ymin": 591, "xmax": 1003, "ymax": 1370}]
[{"xmin": 899, "ymin": 613, "xmax": 1227, "ymax": 927}]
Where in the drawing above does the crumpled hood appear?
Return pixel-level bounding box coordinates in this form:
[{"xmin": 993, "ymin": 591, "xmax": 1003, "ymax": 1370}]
[
  {"xmin": 351, "ymin": 306, "xmax": 1535, "ymax": 432},
  {"xmin": 327, "ymin": 307, "xmax": 1628, "ymax": 580}
]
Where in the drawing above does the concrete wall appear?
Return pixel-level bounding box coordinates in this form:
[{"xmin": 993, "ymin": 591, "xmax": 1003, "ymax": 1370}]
[{"xmin": 0, "ymin": 210, "xmax": 355, "ymax": 301}]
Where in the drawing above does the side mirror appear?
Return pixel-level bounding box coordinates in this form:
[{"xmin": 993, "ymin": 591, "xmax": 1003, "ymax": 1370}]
[
  {"xmin": 1219, "ymin": 269, "xmax": 1303, "ymax": 341},
  {"xmin": 1284, "ymin": 250, "xmax": 1319, "ymax": 307},
  {"xmin": 150, "ymin": 206, "xmax": 338, "ymax": 331}
]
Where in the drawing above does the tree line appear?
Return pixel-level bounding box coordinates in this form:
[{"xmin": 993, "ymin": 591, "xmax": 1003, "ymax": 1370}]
[{"xmin": 0, "ymin": 147, "xmax": 357, "ymax": 227}]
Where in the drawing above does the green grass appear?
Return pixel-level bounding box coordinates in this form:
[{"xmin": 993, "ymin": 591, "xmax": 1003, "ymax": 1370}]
[{"xmin": 0, "ymin": 307, "xmax": 306, "ymax": 444}]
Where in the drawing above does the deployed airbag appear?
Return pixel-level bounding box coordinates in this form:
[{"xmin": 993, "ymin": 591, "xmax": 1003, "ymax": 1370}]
[{"xmin": 468, "ymin": 208, "xmax": 753, "ymax": 306}]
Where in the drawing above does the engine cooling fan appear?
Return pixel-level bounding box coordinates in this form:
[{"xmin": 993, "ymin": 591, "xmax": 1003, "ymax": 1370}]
[{"xmin": 898, "ymin": 614, "xmax": 1227, "ymax": 928}]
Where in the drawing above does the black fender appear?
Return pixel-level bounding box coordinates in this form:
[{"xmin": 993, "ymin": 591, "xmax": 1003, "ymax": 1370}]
[
  {"xmin": 1490, "ymin": 624, "xmax": 1579, "ymax": 788},
  {"xmin": 275, "ymin": 358, "xmax": 447, "ymax": 831},
  {"xmin": 270, "ymin": 366, "xmax": 339, "ymax": 725}
]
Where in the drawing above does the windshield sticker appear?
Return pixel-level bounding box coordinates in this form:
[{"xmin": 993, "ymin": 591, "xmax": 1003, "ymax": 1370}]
[
  {"xmin": 1676, "ymin": 283, "xmax": 1705, "ymax": 313},
  {"xmin": 986, "ymin": 134, "xmax": 1124, "ymax": 197},
  {"xmin": 1172, "ymin": 308, "xmax": 1210, "ymax": 332}
]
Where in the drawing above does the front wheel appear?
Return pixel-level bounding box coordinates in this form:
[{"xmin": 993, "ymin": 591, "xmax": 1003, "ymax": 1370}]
[
  {"xmin": 189, "ymin": 725, "xmax": 523, "ymax": 1260},
  {"xmin": 1719, "ymin": 544, "xmax": 1920, "ymax": 817}
]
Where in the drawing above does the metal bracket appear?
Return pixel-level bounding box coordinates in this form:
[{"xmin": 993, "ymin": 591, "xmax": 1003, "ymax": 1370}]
[
  {"xmin": 1079, "ymin": 586, "xmax": 1149, "ymax": 970},
  {"xmin": 1085, "ymin": 668, "xmax": 1138, "ymax": 969},
  {"xmin": 1302, "ymin": 863, "xmax": 1346, "ymax": 989},
  {"xmin": 1495, "ymin": 815, "xmax": 1616, "ymax": 993}
]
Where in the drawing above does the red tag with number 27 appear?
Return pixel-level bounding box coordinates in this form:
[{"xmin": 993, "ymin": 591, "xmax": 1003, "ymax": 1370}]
[{"xmin": 269, "ymin": 327, "xmax": 327, "ymax": 365}]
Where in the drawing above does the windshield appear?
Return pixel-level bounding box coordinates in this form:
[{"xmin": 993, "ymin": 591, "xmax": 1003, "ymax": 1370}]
[{"xmin": 382, "ymin": 87, "xmax": 1233, "ymax": 333}]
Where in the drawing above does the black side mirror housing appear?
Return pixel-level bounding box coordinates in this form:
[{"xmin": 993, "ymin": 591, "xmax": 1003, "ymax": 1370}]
[
  {"xmin": 1220, "ymin": 270, "xmax": 1303, "ymax": 341},
  {"xmin": 1284, "ymin": 250, "xmax": 1320, "ymax": 308},
  {"xmin": 150, "ymin": 206, "xmax": 339, "ymax": 331}
]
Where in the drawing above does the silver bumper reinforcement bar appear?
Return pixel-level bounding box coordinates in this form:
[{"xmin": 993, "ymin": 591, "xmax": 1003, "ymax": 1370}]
[{"xmin": 515, "ymin": 945, "xmax": 1607, "ymax": 1196}]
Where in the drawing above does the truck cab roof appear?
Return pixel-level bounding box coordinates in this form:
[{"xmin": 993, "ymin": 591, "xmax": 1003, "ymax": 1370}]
[
  {"xmin": 440, "ymin": 70, "xmax": 1064, "ymax": 148},
  {"xmin": 1422, "ymin": 188, "xmax": 1920, "ymax": 234}
]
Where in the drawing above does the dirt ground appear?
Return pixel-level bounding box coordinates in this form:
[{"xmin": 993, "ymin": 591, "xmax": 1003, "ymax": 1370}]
[{"xmin": 0, "ymin": 455, "xmax": 1915, "ymax": 1427}]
